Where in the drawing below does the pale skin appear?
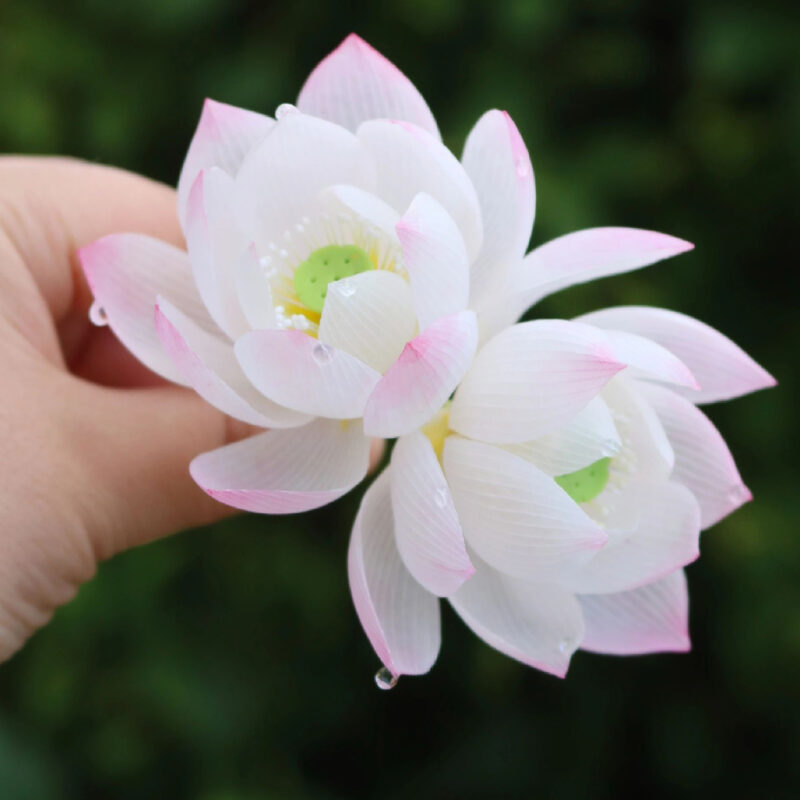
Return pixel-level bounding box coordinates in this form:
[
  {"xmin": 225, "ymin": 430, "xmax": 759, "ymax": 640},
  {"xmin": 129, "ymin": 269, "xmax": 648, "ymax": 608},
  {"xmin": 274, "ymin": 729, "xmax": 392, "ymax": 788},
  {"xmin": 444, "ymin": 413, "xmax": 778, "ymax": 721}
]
[{"xmin": 0, "ymin": 156, "xmax": 381, "ymax": 662}]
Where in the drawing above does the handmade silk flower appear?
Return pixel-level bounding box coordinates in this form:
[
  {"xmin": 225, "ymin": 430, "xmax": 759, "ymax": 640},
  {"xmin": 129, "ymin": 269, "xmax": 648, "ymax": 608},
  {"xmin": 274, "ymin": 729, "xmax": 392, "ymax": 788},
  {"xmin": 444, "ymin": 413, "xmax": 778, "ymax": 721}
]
[{"xmin": 77, "ymin": 34, "xmax": 774, "ymax": 683}]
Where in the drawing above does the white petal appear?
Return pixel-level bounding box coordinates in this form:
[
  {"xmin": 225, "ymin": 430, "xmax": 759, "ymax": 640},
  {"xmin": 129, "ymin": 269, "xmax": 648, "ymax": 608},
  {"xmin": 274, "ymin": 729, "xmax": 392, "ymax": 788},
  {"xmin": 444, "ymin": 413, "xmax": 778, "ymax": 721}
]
[
  {"xmin": 396, "ymin": 192, "xmax": 470, "ymax": 330},
  {"xmin": 323, "ymin": 184, "xmax": 400, "ymax": 240},
  {"xmin": 449, "ymin": 320, "xmax": 626, "ymax": 444},
  {"xmin": 235, "ymin": 111, "xmax": 375, "ymax": 253},
  {"xmin": 561, "ymin": 480, "xmax": 701, "ymax": 595},
  {"xmin": 154, "ymin": 296, "xmax": 310, "ymax": 428},
  {"xmin": 177, "ymin": 99, "xmax": 274, "ymax": 226},
  {"xmin": 348, "ymin": 470, "xmax": 441, "ymax": 676},
  {"xmin": 449, "ymin": 554, "xmax": 584, "ymax": 678},
  {"xmin": 297, "ymin": 34, "xmax": 440, "ymax": 138},
  {"xmin": 510, "ymin": 227, "xmax": 694, "ymax": 312},
  {"xmin": 603, "ymin": 378, "xmax": 675, "ymax": 479},
  {"xmin": 461, "ymin": 110, "xmax": 535, "ymax": 305},
  {"xmin": 358, "ymin": 119, "xmax": 483, "ymax": 259},
  {"xmin": 579, "ymin": 570, "xmax": 691, "ymax": 655},
  {"xmin": 185, "ymin": 168, "xmax": 251, "ymax": 339},
  {"xmin": 576, "ymin": 306, "xmax": 776, "ymax": 404},
  {"xmin": 600, "ymin": 328, "xmax": 699, "ymax": 390},
  {"xmin": 443, "ymin": 437, "xmax": 607, "ymax": 581},
  {"xmin": 235, "ymin": 329, "xmax": 381, "ymax": 419},
  {"xmin": 79, "ymin": 233, "xmax": 217, "ymax": 384},
  {"xmin": 504, "ymin": 396, "xmax": 622, "ymax": 476},
  {"xmin": 638, "ymin": 383, "xmax": 751, "ymax": 528},
  {"xmin": 190, "ymin": 418, "xmax": 369, "ymax": 513},
  {"xmin": 390, "ymin": 433, "xmax": 474, "ymax": 597},
  {"xmin": 363, "ymin": 311, "xmax": 478, "ymax": 438},
  {"xmin": 318, "ymin": 270, "xmax": 417, "ymax": 373},
  {"xmin": 235, "ymin": 245, "xmax": 277, "ymax": 330}
]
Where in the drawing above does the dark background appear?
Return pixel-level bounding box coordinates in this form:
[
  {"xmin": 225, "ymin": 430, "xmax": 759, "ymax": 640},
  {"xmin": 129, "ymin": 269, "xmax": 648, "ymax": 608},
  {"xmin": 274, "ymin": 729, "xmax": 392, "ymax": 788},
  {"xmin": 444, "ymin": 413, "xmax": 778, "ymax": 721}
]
[{"xmin": 0, "ymin": 0, "xmax": 797, "ymax": 797}]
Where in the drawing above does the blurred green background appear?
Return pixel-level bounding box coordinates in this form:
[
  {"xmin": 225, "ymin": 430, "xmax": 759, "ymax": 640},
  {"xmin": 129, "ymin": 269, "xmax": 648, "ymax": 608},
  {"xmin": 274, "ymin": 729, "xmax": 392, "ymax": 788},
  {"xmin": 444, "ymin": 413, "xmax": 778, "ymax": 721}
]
[{"xmin": 0, "ymin": 0, "xmax": 797, "ymax": 797}]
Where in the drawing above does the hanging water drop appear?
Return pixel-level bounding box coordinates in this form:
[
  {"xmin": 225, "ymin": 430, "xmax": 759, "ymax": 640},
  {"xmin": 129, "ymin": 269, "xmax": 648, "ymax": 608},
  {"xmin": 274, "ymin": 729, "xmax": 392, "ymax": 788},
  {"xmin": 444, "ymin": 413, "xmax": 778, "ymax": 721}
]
[
  {"xmin": 515, "ymin": 156, "xmax": 530, "ymax": 178},
  {"xmin": 374, "ymin": 666, "xmax": 398, "ymax": 690},
  {"xmin": 337, "ymin": 278, "xmax": 357, "ymax": 298},
  {"xmin": 558, "ymin": 638, "xmax": 574, "ymax": 654},
  {"xmin": 276, "ymin": 103, "xmax": 299, "ymax": 119},
  {"xmin": 312, "ymin": 343, "xmax": 334, "ymax": 364},
  {"xmin": 89, "ymin": 301, "xmax": 108, "ymax": 326}
]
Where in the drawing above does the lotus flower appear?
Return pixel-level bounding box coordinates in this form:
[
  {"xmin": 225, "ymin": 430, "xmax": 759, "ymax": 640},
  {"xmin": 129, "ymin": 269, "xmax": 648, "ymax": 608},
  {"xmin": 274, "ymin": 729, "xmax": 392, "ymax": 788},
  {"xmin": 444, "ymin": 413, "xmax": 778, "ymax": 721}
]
[{"xmin": 349, "ymin": 307, "xmax": 775, "ymax": 685}]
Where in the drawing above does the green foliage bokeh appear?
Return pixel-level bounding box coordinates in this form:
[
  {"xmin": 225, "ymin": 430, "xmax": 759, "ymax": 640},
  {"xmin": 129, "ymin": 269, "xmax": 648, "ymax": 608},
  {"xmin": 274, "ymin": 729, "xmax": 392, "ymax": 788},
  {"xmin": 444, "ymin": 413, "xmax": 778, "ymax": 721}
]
[{"xmin": 0, "ymin": 0, "xmax": 797, "ymax": 797}]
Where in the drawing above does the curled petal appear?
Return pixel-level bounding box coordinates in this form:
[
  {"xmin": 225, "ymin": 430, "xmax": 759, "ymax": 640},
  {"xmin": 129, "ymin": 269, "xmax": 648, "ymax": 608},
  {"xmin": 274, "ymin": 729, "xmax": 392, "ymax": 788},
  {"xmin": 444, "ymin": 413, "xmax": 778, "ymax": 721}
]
[
  {"xmin": 178, "ymin": 98, "xmax": 274, "ymax": 226},
  {"xmin": 358, "ymin": 119, "xmax": 483, "ymax": 259},
  {"xmin": 461, "ymin": 109, "xmax": 535, "ymax": 305},
  {"xmin": 443, "ymin": 437, "xmax": 607, "ymax": 581},
  {"xmin": 638, "ymin": 383, "xmax": 751, "ymax": 528},
  {"xmin": 190, "ymin": 418, "xmax": 370, "ymax": 513},
  {"xmin": 396, "ymin": 192, "xmax": 470, "ymax": 331},
  {"xmin": 318, "ymin": 270, "xmax": 417, "ymax": 374},
  {"xmin": 504, "ymin": 396, "xmax": 621, "ymax": 476},
  {"xmin": 236, "ymin": 111, "xmax": 375, "ymax": 254},
  {"xmin": 390, "ymin": 432, "xmax": 474, "ymax": 597},
  {"xmin": 449, "ymin": 320, "xmax": 626, "ymax": 444},
  {"xmin": 298, "ymin": 33, "xmax": 440, "ymax": 138},
  {"xmin": 449, "ymin": 554, "xmax": 584, "ymax": 678},
  {"xmin": 79, "ymin": 233, "xmax": 216, "ymax": 384},
  {"xmin": 363, "ymin": 311, "xmax": 478, "ymax": 438},
  {"xmin": 348, "ymin": 470, "xmax": 441, "ymax": 676},
  {"xmin": 579, "ymin": 571, "xmax": 691, "ymax": 655},
  {"xmin": 576, "ymin": 306, "xmax": 776, "ymax": 404},
  {"xmin": 235, "ymin": 329, "xmax": 381, "ymax": 419},
  {"xmin": 562, "ymin": 481, "xmax": 701, "ymax": 595},
  {"xmin": 155, "ymin": 296, "xmax": 310, "ymax": 428}
]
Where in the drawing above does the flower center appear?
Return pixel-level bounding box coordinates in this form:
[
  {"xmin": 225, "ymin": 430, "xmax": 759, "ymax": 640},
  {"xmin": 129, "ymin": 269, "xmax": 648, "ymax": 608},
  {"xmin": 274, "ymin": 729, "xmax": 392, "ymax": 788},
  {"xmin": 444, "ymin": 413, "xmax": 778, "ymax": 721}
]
[
  {"xmin": 293, "ymin": 244, "xmax": 374, "ymax": 313},
  {"xmin": 555, "ymin": 458, "xmax": 611, "ymax": 504}
]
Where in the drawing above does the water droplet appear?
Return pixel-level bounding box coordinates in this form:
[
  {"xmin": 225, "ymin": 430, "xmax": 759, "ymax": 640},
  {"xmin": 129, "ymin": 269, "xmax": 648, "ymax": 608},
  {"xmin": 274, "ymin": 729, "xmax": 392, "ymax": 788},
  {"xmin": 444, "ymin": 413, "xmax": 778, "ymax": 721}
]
[
  {"xmin": 558, "ymin": 638, "xmax": 574, "ymax": 654},
  {"xmin": 258, "ymin": 255, "xmax": 271, "ymax": 269},
  {"xmin": 515, "ymin": 156, "xmax": 530, "ymax": 178},
  {"xmin": 374, "ymin": 667, "xmax": 398, "ymax": 690},
  {"xmin": 275, "ymin": 103, "xmax": 298, "ymax": 119},
  {"xmin": 89, "ymin": 301, "xmax": 108, "ymax": 326},
  {"xmin": 279, "ymin": 249, "xmax": 289, "ymax": 259},
  {"xmin": 337, "ymin": 278, "xmax": 357, "ymax": 298},
  {"xmin": 434, "ymin": 487, "xmax": 448, "ymax": 509},
  {"xmin": 312, "ymin": 343, "xmax": 334, "ymax": 365}
]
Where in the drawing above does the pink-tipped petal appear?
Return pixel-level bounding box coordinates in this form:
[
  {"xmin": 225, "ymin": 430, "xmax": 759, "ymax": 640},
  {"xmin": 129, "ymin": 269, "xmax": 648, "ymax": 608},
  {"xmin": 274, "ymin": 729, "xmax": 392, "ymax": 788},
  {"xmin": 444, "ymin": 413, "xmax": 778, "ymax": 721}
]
[
  {"xmin": 576, "ymin": 306, "xmax": 776, "ymax": 404},
  {"xmin": 449, "ymin": 319, "xmax": 626, "ymax": 444},
  {"xmin": 562, "ymin": 480, "xmax": 701, "ymax": 595},
  {"xmin": 461, "ymin": 109, "xmax": 535, "ymax": 305},
  {"xmin": 348, "ymin": 470, "xmax": 441, "ymax": 677},
  {"xmin": 601, "ymin": 329, "xmax": 699, "ymax": 389},
  {"xmin": 236, "ymin": 111, "xmax": 375, "ymax": 254},
  {"xmin": 363, "ymin": 310, "xmax": 478, "ymax": 438},
  {"xmin": 396, "ymin": 192, "xmax": 470, "ymax": 330},
  {"xmin": 358, "ymin": 119, "xmax": 483, "ymax": 259},
  {"xmin": 79, "ymin": 233, "xmax": 216, "ymax": 384},
  {"xmin": 235, "ymin": 329, "xmax": 381, "ymax": 419},
  {"xmin": 154, "ymin": 297, "xmax": 310, "ymax": 428},
  {"xmin": 443, "ymin": 438, "xmax": 607, "ymax": 581},
  {"xmin": 318, "ymin": 270, "xmax": 417, "ymax": 374},
  {"xmin": 390, "ymin": 433, "xmax": 474, "ymax": 597},
  {"xmin": 504, "ymin": 396, "xmax": 622, "ymax": 476},
  {"xmin": 449, "ymin": 554, "xmax": 584, "ymax": 678},
  {"xmin": 185, "ymin": 168, "xmax": 251, "ymax": 339},
  {"xmin": 177, "ymin": 99, "xmax": 274, "ymax": 227},
  {"xmin": 297, "ymin": 33, "xmax": 440, "ymax": 139},
  {"xmin": 579, "ymin": 570, "xmax": 691, "ymax": 655},
  {"xmin": 638, "ymin": 383, "xmax": 751, "ymax": 529},
  {"xmin": 510, "ymin": 227, "xmax": 694, "ymax": 316},
  {"xmin": 190, "ymin": 418, "xmax": 369, "ymax": 513}
]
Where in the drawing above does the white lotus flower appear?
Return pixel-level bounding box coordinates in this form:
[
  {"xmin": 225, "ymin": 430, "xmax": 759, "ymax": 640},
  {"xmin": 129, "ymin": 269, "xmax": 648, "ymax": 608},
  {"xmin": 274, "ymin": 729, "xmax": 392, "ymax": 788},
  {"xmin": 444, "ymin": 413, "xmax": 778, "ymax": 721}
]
[
  {"xmin": 349, "ymin": 307, "xmax": 775, "ymax": 685},
  {"xmin": 79, "ymin": 34, "xmax": 697, "ymax": 513}
]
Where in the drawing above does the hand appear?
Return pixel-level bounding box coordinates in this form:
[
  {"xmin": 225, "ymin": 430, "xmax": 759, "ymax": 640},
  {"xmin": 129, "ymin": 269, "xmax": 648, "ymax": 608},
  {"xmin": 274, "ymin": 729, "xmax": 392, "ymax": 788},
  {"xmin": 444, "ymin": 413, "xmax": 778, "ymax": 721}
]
[{"xmin": 0, "ymin": 157, "xmax": 270, "ymax": 660}]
